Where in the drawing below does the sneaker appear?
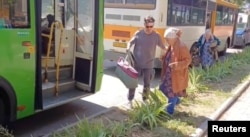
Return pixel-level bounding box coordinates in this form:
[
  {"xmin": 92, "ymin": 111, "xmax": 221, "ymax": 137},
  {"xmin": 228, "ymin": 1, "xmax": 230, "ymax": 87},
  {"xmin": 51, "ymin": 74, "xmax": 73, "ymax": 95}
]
[
  {"xmin": 142, "ymin": 88, "xmax": 151, "ymax": 101},
  {"xmin": 142, "ymin": 91, "xmax": 149, "ymax": 101}
]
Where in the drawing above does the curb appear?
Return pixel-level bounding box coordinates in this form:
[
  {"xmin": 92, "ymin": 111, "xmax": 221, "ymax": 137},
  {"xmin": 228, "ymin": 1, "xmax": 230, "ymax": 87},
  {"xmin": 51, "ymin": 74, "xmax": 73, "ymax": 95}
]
[{"xmin": 191, "ymin": 77, "xmax": 250, "ymax": 137}]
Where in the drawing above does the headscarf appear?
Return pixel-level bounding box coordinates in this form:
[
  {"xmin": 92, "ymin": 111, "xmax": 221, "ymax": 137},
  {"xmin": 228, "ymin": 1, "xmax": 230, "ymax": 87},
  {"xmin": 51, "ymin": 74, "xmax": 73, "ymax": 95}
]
[
  {"xmin": 164, "ymin": 27, "xmax": 182, "ymax": 39},
  {"xmin": 201, "ymin": 29, "xmax": 214, "ymax": 44}
]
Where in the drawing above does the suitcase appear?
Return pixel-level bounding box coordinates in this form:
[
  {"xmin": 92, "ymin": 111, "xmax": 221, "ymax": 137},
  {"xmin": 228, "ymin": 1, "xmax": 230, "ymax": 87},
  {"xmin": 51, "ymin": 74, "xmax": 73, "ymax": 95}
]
[{"xmin": 115, "ymin": 53, "xmax": 138, "ymax": 89}]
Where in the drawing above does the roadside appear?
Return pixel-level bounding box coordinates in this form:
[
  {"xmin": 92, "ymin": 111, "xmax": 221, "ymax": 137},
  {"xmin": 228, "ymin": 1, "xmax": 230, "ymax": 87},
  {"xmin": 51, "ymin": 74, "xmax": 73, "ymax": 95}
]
[
  {"xmin": 3, "ymin": 48, "xmax": 249, "ymax": 137},
  {"xmin": 219, "ymin": 85, "xmax": 250, "ymax": 121},
  {"xmin": 200, "ymin": 82, "xmax": 250, "ymax": 137},
  {"xmin": 47, "ymin": 47, "xmax": 250, "ymax": 137}
]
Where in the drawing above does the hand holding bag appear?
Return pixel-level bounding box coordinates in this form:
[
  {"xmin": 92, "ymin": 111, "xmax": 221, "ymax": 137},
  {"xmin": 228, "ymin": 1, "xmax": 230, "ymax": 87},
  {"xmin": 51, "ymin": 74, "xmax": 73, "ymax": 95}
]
[{"xmin": 115, "ymin": 53, "xmax": 138, "ymax": 89}]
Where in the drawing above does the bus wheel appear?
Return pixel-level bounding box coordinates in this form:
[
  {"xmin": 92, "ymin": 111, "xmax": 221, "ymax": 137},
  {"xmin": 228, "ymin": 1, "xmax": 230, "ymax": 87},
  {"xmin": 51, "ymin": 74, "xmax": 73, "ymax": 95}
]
[
  {"xmin": 0, "ymin": 98, "xmax": 6, "ymax": 125},
  {"xmin": 243, "ymin": 40, "xmax": 246, "ymax": 48},
  {"xmin": 219, "ymin": 42, "xmax": 228, "ymax": 56}
]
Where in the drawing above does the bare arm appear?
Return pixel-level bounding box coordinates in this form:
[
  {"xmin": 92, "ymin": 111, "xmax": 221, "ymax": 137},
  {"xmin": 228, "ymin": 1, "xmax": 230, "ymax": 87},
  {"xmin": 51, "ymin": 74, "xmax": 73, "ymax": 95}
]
[
  {"xmin": 127, "ymin": 35, "xmax": 136, "ymax": 50},
  {"xmin": 127, "ymin": 31, "xmax": 139, "ymax": 50},
  {"xmin": 157, "ymin": 34, "xmax": 167, "ymax": 50}
]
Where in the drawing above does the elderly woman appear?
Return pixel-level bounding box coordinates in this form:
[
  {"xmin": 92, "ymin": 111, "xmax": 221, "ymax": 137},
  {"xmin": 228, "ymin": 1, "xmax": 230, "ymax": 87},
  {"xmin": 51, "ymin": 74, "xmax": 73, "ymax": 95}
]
[
  {"xmin": 198, "ymin": 29, "xmax": 220, "ymax": 69},
  {"xmin": 159, "ymin": 27, "xmax": 192, "ymax": 115}
]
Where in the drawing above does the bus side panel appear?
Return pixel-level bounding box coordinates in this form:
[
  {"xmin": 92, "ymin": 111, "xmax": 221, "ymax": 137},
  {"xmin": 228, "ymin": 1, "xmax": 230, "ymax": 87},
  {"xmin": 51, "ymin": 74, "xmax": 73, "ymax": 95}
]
[
  {"xmin": 214, "ymin": 25, "xmax": 234, "ymax": 50},
  {"xmin": 0, "ymin": 0, "xmax": 36, "ymax": 119}
]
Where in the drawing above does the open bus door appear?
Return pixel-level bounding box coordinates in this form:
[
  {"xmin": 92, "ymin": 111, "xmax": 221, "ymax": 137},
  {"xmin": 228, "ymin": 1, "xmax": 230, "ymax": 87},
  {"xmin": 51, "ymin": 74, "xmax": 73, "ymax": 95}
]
[
  {"xmin": 0, "ymin": 0, "xmax": 103, "ymax": 125},
  {"xmin": 72, "ymin": 0, "xmax": 103, "ymax": 92},
  {"xmin": 37, "ymin": 0, "xmax": 103, "ymax": 110}
]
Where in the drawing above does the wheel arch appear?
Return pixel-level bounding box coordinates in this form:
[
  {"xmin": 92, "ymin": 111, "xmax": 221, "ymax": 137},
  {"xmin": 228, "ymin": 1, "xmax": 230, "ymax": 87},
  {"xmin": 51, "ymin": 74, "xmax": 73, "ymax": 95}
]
[{"xmin": 0, "ymin": 76, "xmax": 17, "ymax": 122}]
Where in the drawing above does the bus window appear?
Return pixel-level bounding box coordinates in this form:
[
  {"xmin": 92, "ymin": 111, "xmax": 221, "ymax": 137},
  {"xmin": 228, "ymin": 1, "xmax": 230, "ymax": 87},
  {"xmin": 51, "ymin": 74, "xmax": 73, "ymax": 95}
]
[
  {"xmin": 216, "ymin": 5, "xmax": 235, "ymax": 25},
  {"xmin": 104, "ymin": 0, "xmax": 156, "ymax": 9},
  {"xmin": 126, "ymin": 0, "xmax": 155, "ymax": 4},
  {"xmin": 167, "ymin": 0, "xmax": 206, "ymax": 26},
  {"xmin": 76, "ymin": 0, "xmax": 94, "ymax": 54},
  {"xmin": 0, "ymin": 0, "xmax": 30, "ymax": 28},
  {"xmin": 41, "ymin": 0, "xmax": 54, "ymax": 18},
  {"xmin": 170, "ymin": 4, "xmax": 192, "ymax": 25},
  {"xmin": 41, "ymin": 0, "xmax": 54, "ymax": 31},
  {"xmin": 105, "ymin": 0, "xmax": 122, "ymax": 3},
  {"xmin": 228, "ymin": 8, "xmax": 235, "ymax": 24}
]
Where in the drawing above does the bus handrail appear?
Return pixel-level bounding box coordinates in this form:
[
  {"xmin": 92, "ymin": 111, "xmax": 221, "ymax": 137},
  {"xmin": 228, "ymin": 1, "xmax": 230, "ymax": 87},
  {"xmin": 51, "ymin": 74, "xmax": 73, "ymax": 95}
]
[
  {"xmin": 55, "ymin": 22, "xmax": 64, "ymax": 96},
  {"xmin": 43, "ymin": 21, "xmax": 64, "ymax": 96},
  {"xmin": 43, "ymin": 21, "xmax": 57, "ymax": 83}
]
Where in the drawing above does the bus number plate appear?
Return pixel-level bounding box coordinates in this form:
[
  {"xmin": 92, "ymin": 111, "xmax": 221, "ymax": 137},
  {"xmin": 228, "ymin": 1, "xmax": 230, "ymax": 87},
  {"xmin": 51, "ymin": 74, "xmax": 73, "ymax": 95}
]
[{"xmin": 113, "ymin": 42, "xmax": 127, "ymax": 48}]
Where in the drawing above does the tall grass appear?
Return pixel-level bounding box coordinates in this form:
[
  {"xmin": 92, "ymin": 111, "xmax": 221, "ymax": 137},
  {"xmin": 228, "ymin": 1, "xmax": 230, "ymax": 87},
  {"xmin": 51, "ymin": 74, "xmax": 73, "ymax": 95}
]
[
  {"xmin": 0, "ymin": 126, "xmax": 14, "ymax": 137},
  {"xmin": 52, "ymin": 118, "xmax": 107, "ymax": 137},
  {"xmin": 187, "ymin": 47, "xmax": 250, "ymax": 97},
  {"xmin": 188, "ymin": 67, "xmax": 208, "ymax": 97},
  {"xmin": 52, "ymin": 117, "xmax": 131, "ymax": 137},
  {"xmin": 53, "ymin": 47, "xmax": 250, "ymax": 137},
  {"xmin": 128, "ymin": 90, "xmax": 170, "ymax": 130}
]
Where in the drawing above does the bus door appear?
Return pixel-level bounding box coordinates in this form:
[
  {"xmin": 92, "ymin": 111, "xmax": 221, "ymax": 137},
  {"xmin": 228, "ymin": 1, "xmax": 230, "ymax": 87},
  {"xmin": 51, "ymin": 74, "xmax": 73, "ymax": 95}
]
[
  {"xmin": 73, "ymin": 0, "xmax": 93, "ymax": 92},
  {"xmin": 53, "ymin": 0, "xmax": 103, "ymax": 92}
]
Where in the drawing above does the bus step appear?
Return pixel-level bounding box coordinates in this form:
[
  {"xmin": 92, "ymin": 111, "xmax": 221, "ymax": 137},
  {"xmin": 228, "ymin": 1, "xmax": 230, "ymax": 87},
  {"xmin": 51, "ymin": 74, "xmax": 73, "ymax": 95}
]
[
  {"xmin": 42, "ymin": 56, "xmax": 55, "ymax": 68},
  {"xmin": 42, "ymin": 79, "xmax": 75, "ymax": 98},
  {"xmin": 42, "ymin": 67, "xmax": 72, "ymax": 82},
  {"xmin": 42, "ymin": 89, "xmax": 92, "ymax": 110}
]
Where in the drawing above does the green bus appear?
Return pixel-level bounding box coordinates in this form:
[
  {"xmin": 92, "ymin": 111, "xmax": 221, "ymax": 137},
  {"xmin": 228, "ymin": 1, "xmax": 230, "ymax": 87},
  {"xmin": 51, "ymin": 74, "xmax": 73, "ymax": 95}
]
[{"xmin": 0, "ymin": 0, "xmax": 103, "ymax": 125}]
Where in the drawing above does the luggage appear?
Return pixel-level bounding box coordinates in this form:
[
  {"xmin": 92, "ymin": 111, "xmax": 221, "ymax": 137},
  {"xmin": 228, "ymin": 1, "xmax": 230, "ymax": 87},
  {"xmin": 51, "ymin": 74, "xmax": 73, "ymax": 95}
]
[{"xmin": 115, "ymin": 52, "xmax": 138, "ymax": 88}]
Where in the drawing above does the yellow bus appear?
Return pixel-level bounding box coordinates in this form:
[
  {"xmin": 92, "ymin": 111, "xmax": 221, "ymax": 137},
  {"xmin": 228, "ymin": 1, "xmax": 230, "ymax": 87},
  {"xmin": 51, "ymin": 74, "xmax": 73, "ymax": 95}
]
[
  {"xmin": 208, "ymin": 0, "xmax": 239, "ymax": 55},
  {"xmin": 104, "ymin": 0, "xmax": 238, "ymax": 68}
]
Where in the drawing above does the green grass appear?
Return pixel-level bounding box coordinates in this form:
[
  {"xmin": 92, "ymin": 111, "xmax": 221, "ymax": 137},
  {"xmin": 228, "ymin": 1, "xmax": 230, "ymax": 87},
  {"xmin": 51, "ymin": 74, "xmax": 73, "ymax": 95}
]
[
  {"xmin": 53, "ymin": 47, "xmax": 250, "ymax": 137},
  {"xmin": 128, "ymin": 90, "xmax": 170, "ymax": 130}
]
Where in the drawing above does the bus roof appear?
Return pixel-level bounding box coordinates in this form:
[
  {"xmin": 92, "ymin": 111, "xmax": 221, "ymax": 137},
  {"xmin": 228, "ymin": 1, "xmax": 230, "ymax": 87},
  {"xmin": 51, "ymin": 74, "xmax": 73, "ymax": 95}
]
[{"xmin": 216, "ymin": 0, "xmax": 239, "ymax": 9}]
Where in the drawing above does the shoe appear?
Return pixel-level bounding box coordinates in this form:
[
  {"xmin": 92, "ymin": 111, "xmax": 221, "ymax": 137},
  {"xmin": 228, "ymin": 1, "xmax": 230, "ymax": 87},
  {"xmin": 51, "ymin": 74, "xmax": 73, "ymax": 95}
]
[
  {"xmin": 123, "ymin": 101, "xmax": 133, "ymax": 110},
  {"xmin": 176, "ymin": 98, "xmax": 181, "ymax": 105},
  {"xmin": 142, "ymin": 88, "xmax": 151, "ymax": 101}
]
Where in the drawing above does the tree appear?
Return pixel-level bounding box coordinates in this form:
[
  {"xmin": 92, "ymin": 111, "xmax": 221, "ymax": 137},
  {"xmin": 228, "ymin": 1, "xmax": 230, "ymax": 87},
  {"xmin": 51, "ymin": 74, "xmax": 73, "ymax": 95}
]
[{"xmin": 229, "ymin": 0, "xmax": 244, "ymax": 6}]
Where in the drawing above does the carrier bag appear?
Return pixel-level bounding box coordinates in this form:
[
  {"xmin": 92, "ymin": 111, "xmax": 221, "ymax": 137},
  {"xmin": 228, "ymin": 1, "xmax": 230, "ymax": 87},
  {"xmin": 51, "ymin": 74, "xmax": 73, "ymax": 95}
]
[{"xmin": 115, "ymin": 55, "xmax": 138, "ymax": 89}]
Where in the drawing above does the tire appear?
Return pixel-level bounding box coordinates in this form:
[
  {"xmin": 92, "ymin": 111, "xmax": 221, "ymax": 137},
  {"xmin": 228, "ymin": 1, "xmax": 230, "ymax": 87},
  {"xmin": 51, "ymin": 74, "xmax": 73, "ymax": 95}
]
[
  {"xmin": 0, "ymin": 98, "xmax": 6, "ymax": 125},
  {"xmin": 243, "ymin": 40, "xmax": 247, "ymax": 48},
  {"xmin": 218, "ymin": 42, "xmax": 228, "ymax": 56}
]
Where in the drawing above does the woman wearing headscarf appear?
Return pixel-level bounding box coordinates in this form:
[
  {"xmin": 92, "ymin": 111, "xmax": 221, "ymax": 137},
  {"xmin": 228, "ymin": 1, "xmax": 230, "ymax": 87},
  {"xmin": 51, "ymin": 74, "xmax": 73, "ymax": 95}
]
[
  {"xmin": 197, "ymin": 29, "xmax": 220, "ymax": 69},
  {"xmin": 159, "ymin": 27, "xmax": 192, "ymax": 115}
]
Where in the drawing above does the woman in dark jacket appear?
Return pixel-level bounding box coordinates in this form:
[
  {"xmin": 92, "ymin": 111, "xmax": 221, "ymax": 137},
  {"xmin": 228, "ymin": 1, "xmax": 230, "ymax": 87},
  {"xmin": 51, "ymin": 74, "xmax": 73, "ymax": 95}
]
[{"xmin": 197, "ymin": 29, "xmax": 220, "ymax": 69}]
